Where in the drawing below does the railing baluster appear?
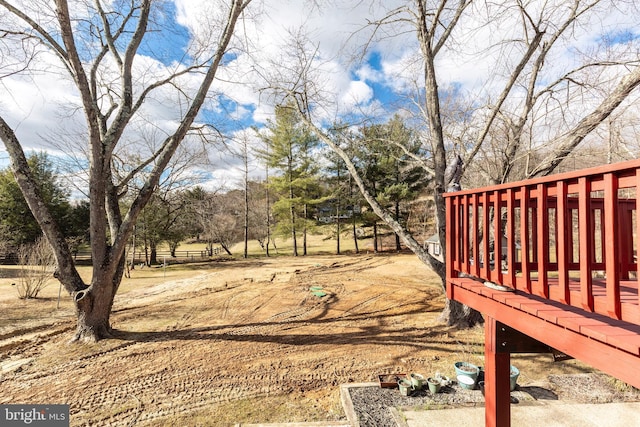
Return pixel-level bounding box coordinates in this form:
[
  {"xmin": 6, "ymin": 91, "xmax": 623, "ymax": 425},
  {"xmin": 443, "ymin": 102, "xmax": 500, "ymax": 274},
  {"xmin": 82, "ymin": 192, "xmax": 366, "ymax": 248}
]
[
  {"xmin": 453, "ymin": 196, "xmax": 461, "ymax": 273},
  {"xmin": 494, "ymin": 190, "xmax": 502, "ymax": 284},
  {"xmin": 536, "ymin": 184, "xmax": 549, "ymax": 298},
  {"xmin": 604, "ymin": 173, "xmax": 621, "ymax": 319},
  {"xmin": 506, "ymin": 188, "xmax": 516, "ymax": 288},
  {"xmin": 520, "ymin": 186, "xmax": 531, "ymax": 292},
  {"xmin": 618, "ymin": 202, "xmax": 633, "ymax": 280},
  {"xmin": 557, "ymin": 180, "xmax": 570, "ymax": 304},
  {"xmin": 462, "ymin": 195, "xmax": 470, "ymax": 273},
  {"xmin": 472, "ymin": 193, "xmax": 480, "ymax": 277},
  {"xmin": 637, "ymin": 169, "xmax": 640, "ymax": 311},
  {"xmin": 482, "ymin": 191, "xmax": 491, "ymax": 279},
  {"xmin": 579, "ymin": 177, "xmax": 594, "ymax": 311}
]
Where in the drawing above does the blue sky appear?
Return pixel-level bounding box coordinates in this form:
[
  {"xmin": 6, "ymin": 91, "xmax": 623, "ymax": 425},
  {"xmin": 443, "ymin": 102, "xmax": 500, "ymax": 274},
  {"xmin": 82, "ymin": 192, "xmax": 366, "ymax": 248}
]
[{"xmin": 1, "ymin": 0, "xmax": 640, "ymax": 192}]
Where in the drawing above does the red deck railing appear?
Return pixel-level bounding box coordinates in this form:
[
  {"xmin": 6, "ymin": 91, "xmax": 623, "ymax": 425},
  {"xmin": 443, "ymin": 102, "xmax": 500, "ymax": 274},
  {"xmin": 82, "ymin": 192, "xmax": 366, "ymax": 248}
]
[{"xmin": 445, "ymin": 159, "xmax": 640, "ymax": 326}]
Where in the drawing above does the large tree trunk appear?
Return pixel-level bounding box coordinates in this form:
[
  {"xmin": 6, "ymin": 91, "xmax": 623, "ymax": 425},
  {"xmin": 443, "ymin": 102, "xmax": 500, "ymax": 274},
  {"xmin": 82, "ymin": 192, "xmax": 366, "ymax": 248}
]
[
  {"xmin": 1, "ymin": 0, "xmax": 252, "ymax": 343},
  {"xmin": 416, "ymin": 1, "xmax": 481, "ymax": 328},
  {"xmin": 438, "ymin": 299, "xmax": 485, "ymax": 328},
  {"xmin": 73, "ymin": 285, "xmax": 115, "ymax": 342},
  {"xmin": 74, "ymin": 297, "xmax": 113, "ymax": 342}
]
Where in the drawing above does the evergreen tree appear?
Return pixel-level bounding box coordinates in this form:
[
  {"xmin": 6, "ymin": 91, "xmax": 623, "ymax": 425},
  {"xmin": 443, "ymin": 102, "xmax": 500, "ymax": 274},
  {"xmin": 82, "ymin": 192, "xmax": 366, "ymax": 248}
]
[
  {"xmin": 258, "ymin": 103, "xmax": 323, "ymax": 256},
  {"xmin": 0, "ymin": 152, "xmax": 74, "ymax": 247},
  {"xmin": 357, "ymin": 115, "xmax": 429, "ymax": 251},
  {"xmin": 323, "ymin": 125, "xmax": 364, "ymax": 254}
]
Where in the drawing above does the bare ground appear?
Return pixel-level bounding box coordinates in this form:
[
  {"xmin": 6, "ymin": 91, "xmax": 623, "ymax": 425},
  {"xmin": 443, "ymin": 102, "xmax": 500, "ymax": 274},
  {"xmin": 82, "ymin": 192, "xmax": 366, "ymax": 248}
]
[{"xmin": 0, "ymin": 253, "xmax": 636, "ymax": 426}]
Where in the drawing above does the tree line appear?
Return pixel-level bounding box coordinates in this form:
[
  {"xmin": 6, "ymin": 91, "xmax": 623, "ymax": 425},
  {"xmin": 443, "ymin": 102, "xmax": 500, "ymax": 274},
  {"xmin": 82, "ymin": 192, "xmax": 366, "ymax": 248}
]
[{"xmin": 0, "ymin": 112, "xmax": 431, "ymax": 263}]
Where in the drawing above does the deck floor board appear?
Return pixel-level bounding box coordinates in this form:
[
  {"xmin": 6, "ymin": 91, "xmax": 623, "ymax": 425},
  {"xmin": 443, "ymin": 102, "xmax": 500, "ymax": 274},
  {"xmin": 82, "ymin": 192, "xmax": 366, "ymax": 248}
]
[{"xmin": 449, "ymin": 277, "xmax": 640, "ymax": 356}]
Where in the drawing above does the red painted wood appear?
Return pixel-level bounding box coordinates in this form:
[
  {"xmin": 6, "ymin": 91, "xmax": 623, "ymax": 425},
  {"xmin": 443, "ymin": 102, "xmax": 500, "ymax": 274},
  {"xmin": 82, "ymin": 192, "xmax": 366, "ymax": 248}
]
[
  {"xmin": 535, "ymin": 308, "xmax": 584, "ymax": 325},
  {"xmin": 604, "ymin": 173, "xmax": 622, "ymax": 319},
  {"xmin": 482, "ymin": 192, "xmax": 490, "ymax": 279},
  {"xmin": 637, "ymin": 170, "xmax": 640, "ymax": 305},
  {"xmin": 446, "ymin": 196, "xmax": 454, "ymax": 300},
  {"xmin": 445, "ymin": 160, "xmax": 640, "ymax": 427},
  {"xmin": 449, "ymin": 276, "xmax": 640, "ymax": 354},
  {"xmin": 535, "ymin": 183, "xmax": 549, "ymax": 298},
  {"xmin": 556, "ymin": 181, "xmax": 570, "ymax": 304},
  {"xmin": 445, "ymin": 158, "xmax": 640, "ymax": 197},
  {"xmin": 621, "ymin": 303, "xmax": 640, "ymax": 326},
  {"xmin": 462, "ymin": 195, "xmax": 470, "ymax": 273},
  {"xmin": 520, "ymin": 186, "xmax": 531, "ymax": 293},
  {"xmin": 494, "ymin": 189, "xmax": 503, "ymax": 284},
  {"xmin": 484, "ymin": 316, "xmax": 511, "ymax": 427},
  {"xmin": 472, "ymin": 193, "xmax": 480, "ymax": 277},
  {"xmin": 506, "ymin": 189, "xmax": 516, "ymax": 288},
  {"xmin": 452, "ymin": 197, "xmax": 460, "ymax": 273},
  {"xmin": 601, "ymin": 329, "xmax": 640, "ymax": 355},
  {"xmin": 448, "ymin": 280, "xmax": 640, "ymax": 390},
  {"xmin": 578, "ymin": 177, "xmax": 594, "ymax": 311}
]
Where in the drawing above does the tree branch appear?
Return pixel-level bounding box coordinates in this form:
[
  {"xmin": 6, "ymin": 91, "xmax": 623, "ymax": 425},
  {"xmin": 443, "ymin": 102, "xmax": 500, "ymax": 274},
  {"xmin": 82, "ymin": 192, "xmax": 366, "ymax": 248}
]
[{"xmin": 528, "ymin": 65, "xmax": 640, "ymax": 177}]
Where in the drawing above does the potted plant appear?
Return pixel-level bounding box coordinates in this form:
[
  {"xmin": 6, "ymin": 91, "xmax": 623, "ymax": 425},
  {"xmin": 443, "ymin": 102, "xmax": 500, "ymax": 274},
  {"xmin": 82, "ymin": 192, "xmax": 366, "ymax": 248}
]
[
  {"xmin": 454, "ymin": 361, "xmax": 480, "ymax": 384},
  {"xmin": 477, "ymin": 366, "xmax": 519, "ymax": 394},
  {"xmin": 510, "ymin": 365, "xmax": 520, "ymax": 391},
  {"xmin": 427, "ymin": 376, "xmax": 442, "ymax": 394},
  {"xmin": 398, "ymin": 378, "xmax": 412, "ymax": 396},
  {"xmin": 410, "ymin": 373, "xmax": 426, "ymax": 390}
]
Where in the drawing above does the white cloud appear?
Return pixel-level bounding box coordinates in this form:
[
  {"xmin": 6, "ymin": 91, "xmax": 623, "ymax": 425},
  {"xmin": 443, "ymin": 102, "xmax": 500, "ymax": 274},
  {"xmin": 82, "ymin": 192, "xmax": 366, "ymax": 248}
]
[{"xmin": 340, "ymin": 80, "xmax": 373, "ymax": 109}]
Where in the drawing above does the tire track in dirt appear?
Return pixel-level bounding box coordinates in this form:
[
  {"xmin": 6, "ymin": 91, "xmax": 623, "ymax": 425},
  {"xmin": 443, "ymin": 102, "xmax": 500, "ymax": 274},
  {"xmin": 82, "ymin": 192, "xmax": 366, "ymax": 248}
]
[
  {"xmin": 64, "ymin": 342, "xmax": 352, "ymax": 426},
  {"xmin": 1, "ymin": 254, "xmax": 444, "ymax": 426}
]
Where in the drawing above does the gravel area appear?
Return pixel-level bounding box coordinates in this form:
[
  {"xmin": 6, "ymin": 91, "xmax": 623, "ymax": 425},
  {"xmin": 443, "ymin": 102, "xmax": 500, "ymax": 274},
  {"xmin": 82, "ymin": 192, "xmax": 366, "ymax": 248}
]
[
  {"xmin": 348, "ymin": 382, "xmax": 486, "ymax": 427},
  {"xmin": 347, "ymin": 373, "xmax": 640, "ymax": 427}
]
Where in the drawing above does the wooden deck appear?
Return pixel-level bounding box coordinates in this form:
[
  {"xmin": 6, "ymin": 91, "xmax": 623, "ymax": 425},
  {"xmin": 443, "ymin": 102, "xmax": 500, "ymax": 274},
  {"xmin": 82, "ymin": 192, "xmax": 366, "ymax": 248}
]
[{"xmin": 444, "ymin": 159, "xmax": 640, "ymax": 426}]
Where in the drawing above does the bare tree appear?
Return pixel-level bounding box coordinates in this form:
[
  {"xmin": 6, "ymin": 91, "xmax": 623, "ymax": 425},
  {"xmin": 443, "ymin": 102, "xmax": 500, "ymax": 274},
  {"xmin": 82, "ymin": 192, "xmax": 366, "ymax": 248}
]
[
  {"xmin": 259, "ymin": 0, "xmax": 640, "ymax": 326},
  {"xmin": 0, "ymin": 0, "xmax": 253, "ymax": 341}
]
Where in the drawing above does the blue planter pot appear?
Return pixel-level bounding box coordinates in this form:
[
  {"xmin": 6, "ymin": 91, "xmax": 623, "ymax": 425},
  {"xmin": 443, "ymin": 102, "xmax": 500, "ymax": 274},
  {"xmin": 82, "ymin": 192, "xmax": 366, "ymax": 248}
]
[
  {"xmin": 510, "ymin": 365, "xmax": 520, "ymax": 391},
  {"xmin": 454, "ymin": 361, "xmax": 480, "ymax": 387}
]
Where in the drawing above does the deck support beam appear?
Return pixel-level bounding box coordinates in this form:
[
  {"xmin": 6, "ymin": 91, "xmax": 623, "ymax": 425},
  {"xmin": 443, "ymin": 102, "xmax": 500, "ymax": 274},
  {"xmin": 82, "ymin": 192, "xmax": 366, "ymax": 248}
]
[{"xmin": 485, "ymin": 316, "xmax": 512, "ymax": 427}]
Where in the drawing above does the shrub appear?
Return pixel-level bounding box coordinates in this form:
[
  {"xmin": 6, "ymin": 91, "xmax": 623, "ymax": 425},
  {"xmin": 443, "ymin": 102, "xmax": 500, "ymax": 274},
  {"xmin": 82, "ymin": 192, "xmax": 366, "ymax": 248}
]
[{"xmin": 15, "ymin": 236, "xmax": 55, "ymax": 299}]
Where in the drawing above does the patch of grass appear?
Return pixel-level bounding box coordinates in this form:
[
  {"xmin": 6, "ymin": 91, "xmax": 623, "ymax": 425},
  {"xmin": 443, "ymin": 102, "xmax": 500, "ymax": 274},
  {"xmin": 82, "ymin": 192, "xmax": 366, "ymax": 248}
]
[
  {"xmin": 608, "ymin": 376, "xmax": 637, "ymax": 393},
  {"xmin": 146, "ymin": 392, "xmax": 346, "ymax": 426}
]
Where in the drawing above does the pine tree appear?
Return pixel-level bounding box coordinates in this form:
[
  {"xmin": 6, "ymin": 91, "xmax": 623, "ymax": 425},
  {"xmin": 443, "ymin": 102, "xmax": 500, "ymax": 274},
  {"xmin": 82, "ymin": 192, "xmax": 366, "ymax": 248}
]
[{"xmin": 258, "ymin": 103, "xmax": 323, "ymax": 256}]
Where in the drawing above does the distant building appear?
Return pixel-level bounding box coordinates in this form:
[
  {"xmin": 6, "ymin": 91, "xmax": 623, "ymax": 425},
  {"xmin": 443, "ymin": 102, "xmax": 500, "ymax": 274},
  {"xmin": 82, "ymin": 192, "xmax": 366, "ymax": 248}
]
[
  {"xmin": 316, "ymin": 202, "xmax": 361, "ymax": 224},
  {"xmin": 424, "ymin": 234, "xmax": 442, "ymax": 261}
]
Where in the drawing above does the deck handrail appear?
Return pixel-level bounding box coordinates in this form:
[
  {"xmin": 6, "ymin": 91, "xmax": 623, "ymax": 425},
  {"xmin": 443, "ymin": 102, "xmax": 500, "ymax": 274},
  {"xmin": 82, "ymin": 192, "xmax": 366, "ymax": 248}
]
[{"xmin": 444, "ymin": 158, "xmax": 640, "ymax": 326}]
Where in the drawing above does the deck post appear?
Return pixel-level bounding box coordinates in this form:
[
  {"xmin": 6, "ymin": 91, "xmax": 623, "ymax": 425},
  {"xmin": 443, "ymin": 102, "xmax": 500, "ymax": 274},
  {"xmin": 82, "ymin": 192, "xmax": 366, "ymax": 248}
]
[{"xmin": 485, "ymin": 315, "xmax": 511, "ymax": 427}]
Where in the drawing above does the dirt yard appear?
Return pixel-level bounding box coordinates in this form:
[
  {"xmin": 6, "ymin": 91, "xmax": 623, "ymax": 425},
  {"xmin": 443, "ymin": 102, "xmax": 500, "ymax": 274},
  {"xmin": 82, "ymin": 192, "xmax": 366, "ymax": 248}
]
[{"xmin": 0, "ymin": 253, "xmax": 623, "ymax": 426}]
